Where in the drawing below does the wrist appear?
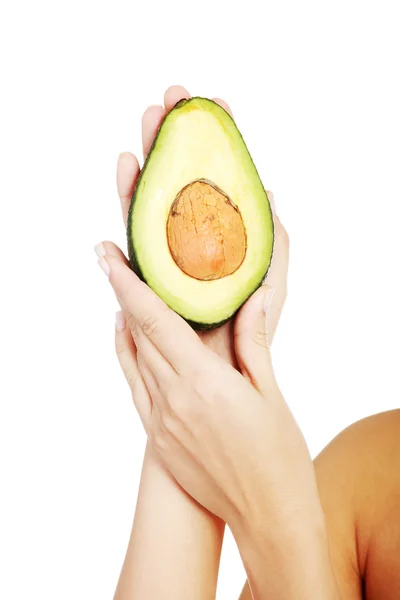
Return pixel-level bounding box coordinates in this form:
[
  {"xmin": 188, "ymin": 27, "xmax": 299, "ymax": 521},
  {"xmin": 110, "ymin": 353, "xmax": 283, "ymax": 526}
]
[{"xmin": 230, "ymin": 506, "xmax": 340, "ymax": 600}]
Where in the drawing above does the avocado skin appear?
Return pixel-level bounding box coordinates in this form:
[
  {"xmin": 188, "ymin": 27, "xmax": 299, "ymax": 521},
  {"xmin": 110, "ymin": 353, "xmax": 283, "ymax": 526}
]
[{"xmin": 127, "ymin": 97, "xmax": 274, "ymax": 331}]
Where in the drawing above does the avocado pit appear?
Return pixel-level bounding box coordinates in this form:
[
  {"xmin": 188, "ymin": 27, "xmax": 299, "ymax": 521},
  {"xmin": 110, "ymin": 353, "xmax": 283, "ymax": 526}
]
[{"xmin": 167, "ymin": 180, "xmax": 247, "ymax": 281}]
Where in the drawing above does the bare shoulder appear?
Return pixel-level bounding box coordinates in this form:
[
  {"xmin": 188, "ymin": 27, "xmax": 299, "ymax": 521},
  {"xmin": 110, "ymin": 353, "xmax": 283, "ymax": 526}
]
[
  {"xmin": 239, "ymin": 410, "xmax": 400, "ymax": 600},
  {"xmin": 315, "ymin": 409, "xmax": 400, "ymax": 600}
]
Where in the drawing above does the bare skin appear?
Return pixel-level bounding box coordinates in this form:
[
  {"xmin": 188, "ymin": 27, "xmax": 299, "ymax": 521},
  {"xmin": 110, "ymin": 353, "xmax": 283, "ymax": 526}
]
[
  {"xmin": 110, "ymin": 86, "xmax": 292, "ymax": 599},
  {"xmin": 100, "ymin": 86, "xmax": 400, "ymax": 599},
  {"xmin": 239, "ymin": 408, "xmax": 400, "ymax": 600},
  {"xmin": 113, "ymin": 86, "xmax": 227, "ymax": 600}
]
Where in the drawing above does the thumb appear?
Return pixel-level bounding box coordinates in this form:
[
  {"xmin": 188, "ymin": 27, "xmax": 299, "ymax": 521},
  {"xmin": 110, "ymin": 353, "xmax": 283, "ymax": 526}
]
[{"xmin": 234, "ymin": 285, "xmax": 276, "ymax": 396}]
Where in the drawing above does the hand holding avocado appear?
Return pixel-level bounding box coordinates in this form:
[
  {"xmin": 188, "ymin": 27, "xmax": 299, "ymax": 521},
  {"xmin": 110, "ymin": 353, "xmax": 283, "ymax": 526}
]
[
  {"xmin": 98, "ymin": 240, "xmax": 316, "ymax": 522},
  {"xmin": 112, "ymin": 86, "xmax": 289, "ymax": 367},
  {"xmin": 97, "ymin": 235, "xmax": 338, "ymax": 599},
  {"xmin": 97, "ymin": 87, "xmax": 339, "ymax": 599}
]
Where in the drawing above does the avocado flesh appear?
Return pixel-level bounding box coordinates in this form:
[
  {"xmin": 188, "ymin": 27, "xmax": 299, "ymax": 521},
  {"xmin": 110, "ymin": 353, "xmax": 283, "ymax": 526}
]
[{"xmin": 127, "ymin": 97, "xmax": 274, "ymax": 330}]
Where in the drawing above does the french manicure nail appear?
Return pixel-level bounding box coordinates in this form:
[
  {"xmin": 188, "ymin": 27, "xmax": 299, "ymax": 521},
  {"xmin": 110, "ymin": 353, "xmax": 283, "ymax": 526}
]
[
  {"xmin": 98, "ymin": 257, "xmax": 110, "ymax": 277},
  {"xmin": 94, "ymin": 243, "xmax": 106, "ymax": 257},
  {"xmin": 115, "ymin": 311, "xmax": 126, "ymax": 332}
]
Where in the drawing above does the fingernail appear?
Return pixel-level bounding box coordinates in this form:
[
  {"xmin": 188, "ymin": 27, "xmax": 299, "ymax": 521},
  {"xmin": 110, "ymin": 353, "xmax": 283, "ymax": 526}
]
[
  {"xmin": 267, "ymin": 191, "xmax": 276, "ymax": 215},
  {"xmin": 115, "ymin": 311, "xmax": 126, "ymax": 332},
  {"xmin": 98, "ymin": 257, "xmax": 110, "ymax": 277},
  {"xmin": 94, "ymin": 243, "xmax": 106, "ymax": 258},
  {"xmin": 263, "ymin": 286, "xmax": 275, "ymax": 315}
]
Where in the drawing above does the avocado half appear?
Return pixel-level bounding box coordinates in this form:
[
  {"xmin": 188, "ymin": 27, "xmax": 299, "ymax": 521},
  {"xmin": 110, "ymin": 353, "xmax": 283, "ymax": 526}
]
[{"xmin": 127, "ymin": 97, "xmax": 274, "ymax": 330}]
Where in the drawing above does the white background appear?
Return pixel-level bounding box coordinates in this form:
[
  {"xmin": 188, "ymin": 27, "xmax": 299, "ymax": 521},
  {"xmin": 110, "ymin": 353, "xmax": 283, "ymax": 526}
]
[{"xmin": 1, "ymin": 1, "xmax": 400, "ymax": 598}]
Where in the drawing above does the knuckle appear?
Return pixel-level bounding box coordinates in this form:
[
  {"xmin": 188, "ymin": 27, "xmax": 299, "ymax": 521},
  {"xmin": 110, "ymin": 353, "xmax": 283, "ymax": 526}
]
[
  {"xmin": 253, "ymin": 328, "xmax": 269, "ymax": 349},
  {"xmin": 125, "ymin": 313, "xmax": 136, "ymax": 332},
  {"xmin": 139, "ymin": 313, "xmax": 159, "ymax": 337},
  {"xmin": 125, "ymin": 370, "xmax": 137, "ymax": 391},
  {"xmin": 126, "ymin": 314, "xmax": 142, "ymax": 341}
]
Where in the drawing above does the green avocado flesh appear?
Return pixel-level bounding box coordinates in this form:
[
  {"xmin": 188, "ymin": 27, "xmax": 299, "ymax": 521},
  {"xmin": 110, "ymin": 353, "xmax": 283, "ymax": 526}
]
[{"xmin": 127, "ymin": 97, "xmax": 274, "ymax": 330}]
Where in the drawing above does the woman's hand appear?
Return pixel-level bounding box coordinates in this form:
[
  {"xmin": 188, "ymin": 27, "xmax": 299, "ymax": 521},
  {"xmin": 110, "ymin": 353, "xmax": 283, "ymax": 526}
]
[
  {"xmin": 112, "ymin": 88, "xmax": 236, "ymax": 600},
  {"xmin": 103, "ymin": 82, "xmax": 293, "ymax": 533},
  {"xmin": 96, "ymin": 241, "xmax": 317, "ymax": 532},
  {"xmin": 98, "ymin": 245, "xmax": 341, "ymax": 599},
  {"xmin": 111, "ymin": 83, "xmax": 289, "ymax": 534},
  {"xmin": 103, "ymin": 86, "xmax": 339, "ymax": 599}
]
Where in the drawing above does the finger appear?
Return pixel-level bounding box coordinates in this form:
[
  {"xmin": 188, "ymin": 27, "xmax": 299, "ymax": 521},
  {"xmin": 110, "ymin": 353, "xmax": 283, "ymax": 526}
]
[
  {"xmin": 142, "ymin": 105, "xmax": 166, "ymax": 159},
  {"xmin": 234, "ymin": 194, "xmax": 289, "ymax": 393},
  {"xmin": 263, "ymin": 212, "xmax": 289, "ymax": 344},
  {"xmin": 163, "ymin": 85, "xmax": 191, "ymax": 112},
  {"xmin": 234, "ymin": 285, "xmax": 277, "ymax": 397},
  {"xmin": 234, "ymin": 204, "xmax": 289, "ymax": 355},
  {"xmin": 115, "ymin": 311, "xmax": 152, "ymax": 427},
  {"xmin": 96, "ymin": 241, "xmax": 129, "ymax": 265},
  {"xmin": 212, "ymin": 97, "xmax": 233, "ymax": 118},
  {"xmin": 137, "ymin": 352, "xmax": 161, "ymax": 403},
  {"xmin": 98, "ymin": 246, "xmax": 208, "ymax": 374},
  {"xmin": 133, "ymin": 324, "xmax": 177, "ymax": 391},
  {"xmin": 117, "ymin": 152, "xmax": 140, "ymax": 227}
]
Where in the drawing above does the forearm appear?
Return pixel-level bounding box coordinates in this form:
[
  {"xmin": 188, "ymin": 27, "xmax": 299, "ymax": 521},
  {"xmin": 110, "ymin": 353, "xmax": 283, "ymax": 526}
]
[
  {"xmin": 114, "ymin": 441, "xmax": 225, "ymax": 600},
  {"xmin": 232, "ymin": 504, "xmax": 341, "ymax": 600}
]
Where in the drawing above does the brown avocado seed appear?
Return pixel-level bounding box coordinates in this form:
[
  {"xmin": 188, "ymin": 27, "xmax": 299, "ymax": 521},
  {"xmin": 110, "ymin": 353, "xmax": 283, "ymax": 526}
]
[{"xmin": 167, "ymin": 180, "xmax": 247, "ymax": 281}]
